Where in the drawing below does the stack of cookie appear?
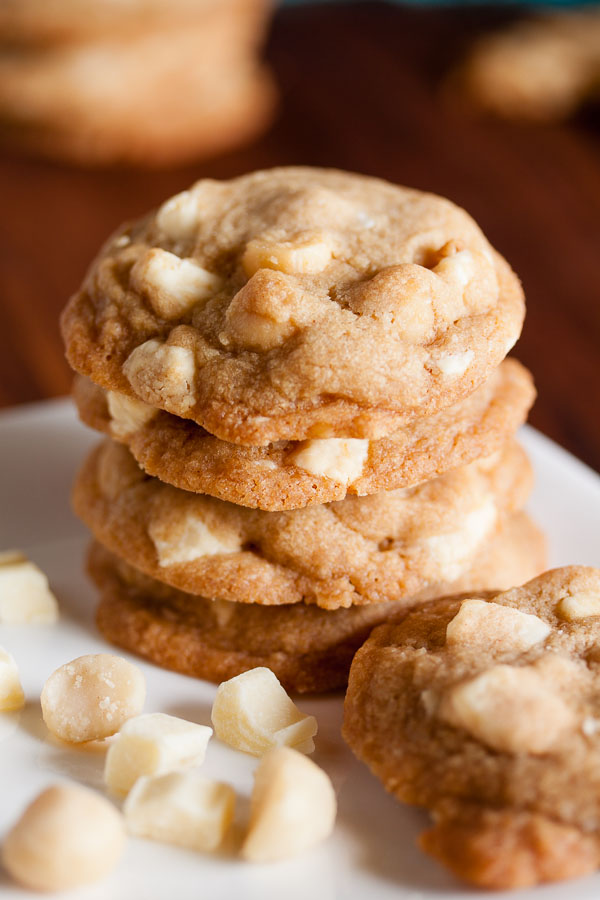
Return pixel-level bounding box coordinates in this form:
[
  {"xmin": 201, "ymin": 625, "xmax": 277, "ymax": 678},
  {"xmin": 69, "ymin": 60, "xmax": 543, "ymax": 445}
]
[
  {"xmin": 61, "ymin": 167, "xmax": 545, "ymax": 693},
  {"xmin": 0, "ymin": 0, "xmax": 276, "ymax": 166}
]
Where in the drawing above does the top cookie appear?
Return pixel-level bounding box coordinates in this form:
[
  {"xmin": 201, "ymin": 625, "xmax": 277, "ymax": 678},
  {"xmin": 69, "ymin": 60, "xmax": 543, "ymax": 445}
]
[
  {"xmin": 61, "ymin": 167, "xmax": 525, "ymax": 446},
  {"xmin": 0, "ymin": 0, "xmax": 231, "ymax": 45},
  {"xmin": 343, "ymin": 566, "xmax": 600, "ymax": 889}
]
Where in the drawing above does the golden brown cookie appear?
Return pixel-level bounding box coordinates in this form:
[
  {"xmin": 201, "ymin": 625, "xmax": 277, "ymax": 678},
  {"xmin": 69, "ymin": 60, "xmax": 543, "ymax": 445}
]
[
  {"xmin": 0, "ymin": 0, "xmax": 270, "ymax": 46},
  {"xmin": 61, "ymin": 168, "xmax": 525, "ymax": 444},
  {"xmin": 90, "ymin": 512, "xmax": 546, "ymax": 693},
  {"xmin": 73, "ymin": 438, "xmax": 533, "ymax": 610},
  {"xmin": 73, "ymin": 359, "xmax": 535, "ymax": 510},
  {"xmin": 343, "ymin": 566, "xmax": 600, "ymax": 889},
  {"xmin": 0, "ymin": 14, "xmax": 276, "ymax": 167},
  {"xmin": 451, "ymin": 9, "xmax": 600, "ymax": 121}
]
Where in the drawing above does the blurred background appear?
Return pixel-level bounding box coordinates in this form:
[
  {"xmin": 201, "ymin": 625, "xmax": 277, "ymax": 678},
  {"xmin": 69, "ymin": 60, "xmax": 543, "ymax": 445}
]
[{"xmin": 0, "ymin": 0, "xmax": 598, "ymax": 471}]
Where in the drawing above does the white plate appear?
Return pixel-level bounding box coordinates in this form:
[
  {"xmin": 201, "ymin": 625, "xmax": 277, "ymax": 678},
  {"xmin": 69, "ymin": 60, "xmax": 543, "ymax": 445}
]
[{"xmin": 1, "ymin": 399, "xmax": 600, "ymax": 900}]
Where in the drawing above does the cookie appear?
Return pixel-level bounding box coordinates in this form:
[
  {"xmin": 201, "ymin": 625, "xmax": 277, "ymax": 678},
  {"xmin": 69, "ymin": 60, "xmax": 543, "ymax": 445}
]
[
  {"xmin": 73, "ymin": 359, "xmax": 535, "ymax": 510},
  {"xmin": 90, "ymin": 512, "xmax": 546, "ymax": 693},
  {"xmin": 0, "ymin": 0, "xmax": 270, "ymax": 46},
  {"xmin": 72, "ymin": 438, "xmax": 533, "ymax": 610},
  {"xmin": 61, "ymin": 168, "xmax": 525, "ymax": 444},
  {"xmin": 343, "ymin": 566, "xmax": 600, "ymax": 889},
  {"xmin": 451, "ymin": 9, "xmax": 600, "ymax": 121},
  {"xmin": 0, "ymin": 19, "xmax": 276, "ymax": 166}
]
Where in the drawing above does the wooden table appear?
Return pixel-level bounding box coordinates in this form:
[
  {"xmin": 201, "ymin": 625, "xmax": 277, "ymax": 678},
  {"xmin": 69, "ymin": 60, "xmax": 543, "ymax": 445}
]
[{"xmin": 1, "ymin": 1, "xmax": 598, "ymax": 471}]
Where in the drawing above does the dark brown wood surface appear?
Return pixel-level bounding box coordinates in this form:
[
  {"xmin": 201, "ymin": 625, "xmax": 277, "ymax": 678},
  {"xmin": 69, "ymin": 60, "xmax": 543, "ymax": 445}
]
[{"xmin": 0, "ymin": 2, "xmax": 599, "ymax": 471}]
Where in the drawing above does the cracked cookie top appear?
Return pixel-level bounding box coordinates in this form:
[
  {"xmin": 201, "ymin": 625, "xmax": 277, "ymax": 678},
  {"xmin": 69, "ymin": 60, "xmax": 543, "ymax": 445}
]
[{"xmin": 61, "ymin": 167, "xmax": 525, "ymax": 445}]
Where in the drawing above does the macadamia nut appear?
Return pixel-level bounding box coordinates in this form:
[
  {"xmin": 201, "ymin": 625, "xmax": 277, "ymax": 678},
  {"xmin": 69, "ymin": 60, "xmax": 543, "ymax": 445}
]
[
  {"xmin": 2, "ymin": 784, "xmax": 126, "ymax": 891},
  {"xmin": 105, "ymin": 712, "xmax": 212, "ymax": 796},
  {"xmin": 242, "ymin": 747, "xmax": 336, "ymax": 862},
  {"xmin": 41, "ymin": 653, "xmax": 146, "ymax": 743},
  {"xmin": 211, "ymin": 667, "xmax": 317, "ymax": 756},
  {"xmin": 0, "ymin": 551, "xmax": 58, "ymax": 624},
  {"xmin": 242, "ymin": 234, "xmax": 333, "ymax": 276},
  {"xmin": 0, "ymin": 646, "xmax": 24, "ymax": 711},
  {"xmin": 124, "ymin": 771, "xmax": 235, "ymax": 852}
]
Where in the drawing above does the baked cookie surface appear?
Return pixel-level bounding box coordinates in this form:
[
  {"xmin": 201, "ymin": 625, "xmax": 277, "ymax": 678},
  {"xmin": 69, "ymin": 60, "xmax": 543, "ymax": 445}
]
[
  {"xmin": 61, "ymin": 168, "xmax": 525, "ymax": 444},
  {"xmin": 343, "ymin": 566, "xmax": 600, "ymax": 889},
  {"xmin": 90, "ymin": 512, "xmax": 546, "ymax": 693},
  {"xmin": 0, "ymin": 15, "xmax": 276, "ymax": 166},
  {"xmin": 73, "ymin": 359, "xmax": 534, "ymax": 510},
  {"xmin": 73, "ymin": 438, "xmax": 532, "ymax": 610},
  {"xmin": 0, "ymin": 0, "xmax": 268, "ymax": 45},
  {"xmin": 452, "ymin": 9, "xmax": 600, "ymax": 121}
]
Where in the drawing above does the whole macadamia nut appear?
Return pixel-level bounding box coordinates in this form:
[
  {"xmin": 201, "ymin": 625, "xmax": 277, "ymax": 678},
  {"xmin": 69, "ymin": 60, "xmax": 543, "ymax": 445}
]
[
  {"xmin": 41, "ymin": 653, "xmax": 145, "ymax": 743},
  {"xmin": 2, "ymin": 784, "xmax": 126, "ymax": 891}
]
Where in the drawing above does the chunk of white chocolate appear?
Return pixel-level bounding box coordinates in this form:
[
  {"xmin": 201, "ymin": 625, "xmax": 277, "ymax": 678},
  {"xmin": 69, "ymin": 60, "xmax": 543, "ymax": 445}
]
[
  {"xmin": 242, "ymin": 235, "xmax": 332, "ymax": 276},
  {"xmin": 107, "ymin": 391, "xmax": 157, "ymax": 439},
  {"xmin": 416, "ymin": 499, "xmax": 497, "ymax": 581},
  {"xmin": 557, "ymin": 592, "xmax": 600, "ymax": 622},
  {"xmin": 149, "ymin": 511, "xmax": 242, "ymax": 568},
  {"xmin": 41, "ymin": 653, "xmax": 146, "ymax": 744},
  {"xmin": 434, "ymin": 249, "xmax": 476, "ymax": 289},
  {"xmin": 0, "ymin": 647, "xmax": 24, "ymax": 711},
  {"xmin": 435, "ymin": 350, "xmax": 474, "ymax": 377},
  {"xmin": 124, "ymin": 771, "xmax": 235, "ymax": 853},
  {"xmin": 0, "ymin": 552, "xmax": 58, "ymax": 624},
  {"xmin": 105, "ymin": 713, "xmax": 212, "ymax": 796},
  {"xmin": 123, "ymin": 340, "xmax": 197, "ymax": 413},
  {"xmin": 446, "ymin": 599, "xmax": 551, "ymax": 653},
  {"xmin": 211, "ymin": 668, "xmax": 317, "ymax": 757},
  {"xmin": 155, "ymin": 190, "xmax": 199, "ymax": 240},
  {"xmin": 131, "ymin": 249, "xmax": 222, "ymax": 319},
  {"xmin": 241, "ymin": 747, "xmax": 336, "ymax": 863},
  {"xmin": 290, "ymin": 438, "xmax": 369, "ymax": 485},
  {"xmin": 439, "ymin": 664, "xmax": 576, "ymax": 754}
]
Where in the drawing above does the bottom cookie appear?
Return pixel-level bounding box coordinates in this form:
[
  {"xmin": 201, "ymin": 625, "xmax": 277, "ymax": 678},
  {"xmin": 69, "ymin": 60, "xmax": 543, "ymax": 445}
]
[
  {"xmin": 343, "ymin": 565, "xmax": 600, "ymax": 888},
  {"xmin": 90, "ymin": 512, "xmax": 546, "ymax": 693}
]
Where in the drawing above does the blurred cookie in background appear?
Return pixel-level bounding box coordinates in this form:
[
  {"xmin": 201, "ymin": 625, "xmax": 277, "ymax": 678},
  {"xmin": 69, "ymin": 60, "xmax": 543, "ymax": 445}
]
[
  {"xmin": 0, "ymin": 0, "xmax": 277, "ymax": 166},
  {"xmin": 448, "ymin": 7, "xmax": 600, "ymax": 121}
]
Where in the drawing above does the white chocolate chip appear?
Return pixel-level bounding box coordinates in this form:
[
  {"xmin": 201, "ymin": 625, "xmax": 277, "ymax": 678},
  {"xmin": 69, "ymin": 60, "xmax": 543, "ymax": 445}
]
[
  {"xmin": 439, "ymin": 664, "xmax": 576, "ymax": 754},
  {"xmin": 1, "ymin": 784, "xmax": 126, "ymax": 892},
  {"xmin": 446, "ymin": 599, "xmax": 551, "ymax": 653},
  {"xmin": 107, "ymin": 391, "xmax": 157, "ymax": 439},
  {"xmin": 434, "ymin": 249, "xmax": 476, "ymax": 289},
  {"xmin": 435, "ymin": 350, "xmax": 475, "ymax": 377},
  {"xmin": 558, "ymin": 592, "xmax": 600, "ymax": 622},
  {"xmin": 0, "ymin": 647, "xmax": 24, "ymax": 712},
  {"xmin": 155, "ymin": 190, "xmax": 199, "ymax": 240},
  {"xmin": 104, "ymin": 712, "xmax": 212, "ymax": 796},
  {"xmin": 211, "ymin": 667, "xmax": 317, "ymax": 757},
  {"xmin": 290, "ymin": 438, "xmax": 369, "ymax": 485},
  {"xmin": 582, "ymin": 716, "xmax": 600, "ymax": 737},
  {"xmin": 149, "ymin": 510, "xmax": 242, "ymax": 568},
  {"xmin": 0, "ymin": 553, "xmax": 58, "ymax": 624},
  {"xmin": 124, "ymin": 771, "xmax": 235, "ymax": 853},
  {"xmin": 123, "ymin": 340, "xmax": 197, "ymax": 413},
  {"xmin": 131, "ymin": 249, "xmax": 222, "ymax": 320},
  {"xmin": 41, "ymin": 653, "xmax": 146, "ymax": 744},
  {"xmin": 242, "ymin": 235, "xmax": 333, "ymax": 276},
  {"xmin": 241, "ymin": 747, "xmax": 336, "ymax": 863},
  {"xmin": 415, "ymin": 499, "xmax": 497, "ymax": 581}
]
